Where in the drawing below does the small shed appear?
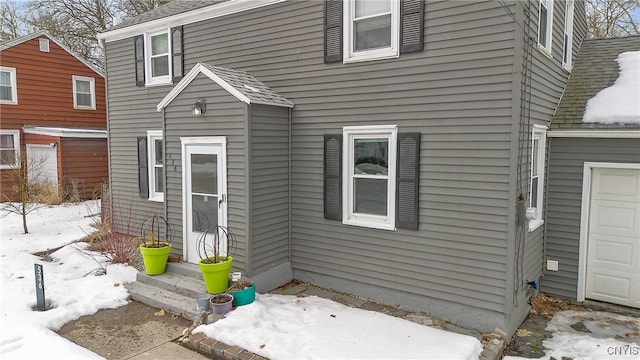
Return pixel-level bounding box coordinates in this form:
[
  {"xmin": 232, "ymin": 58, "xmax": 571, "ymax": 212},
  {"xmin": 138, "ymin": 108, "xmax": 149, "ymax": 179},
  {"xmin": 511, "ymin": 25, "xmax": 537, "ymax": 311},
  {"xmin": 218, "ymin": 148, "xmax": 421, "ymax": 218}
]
[
  {"xmin": 542, "ymin": 36, "xmax": 640, "ymax": 308},
  {"xmin": 156, "ymin": 63, "xmax": 294, "ymax": 291}
]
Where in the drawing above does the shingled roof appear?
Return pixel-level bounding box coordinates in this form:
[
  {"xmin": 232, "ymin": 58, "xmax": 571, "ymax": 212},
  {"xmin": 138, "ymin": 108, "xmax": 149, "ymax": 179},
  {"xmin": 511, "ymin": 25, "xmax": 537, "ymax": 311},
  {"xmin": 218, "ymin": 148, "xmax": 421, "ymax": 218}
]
[
  {"xmin": 157, "ymin": 62, "xmax": 293, "ymax": 110},
  {"xmin": 551, "ymin": 35, "xmax": 640, "ymax": 130},
  {"xmin": 109, "ymin": 0, "xmax": 226, "ymax": 32}
]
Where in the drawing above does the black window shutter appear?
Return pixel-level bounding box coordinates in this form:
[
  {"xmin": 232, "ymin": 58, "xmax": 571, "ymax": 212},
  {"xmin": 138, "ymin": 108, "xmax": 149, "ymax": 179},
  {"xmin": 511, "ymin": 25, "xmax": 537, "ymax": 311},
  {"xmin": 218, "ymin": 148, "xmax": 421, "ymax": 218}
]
[
  {"xmin": 396, "ymin": 133, "xmax": 420, "ymax": 229},
  {"xmin": 134, "ymin": 35, "xmax": 145, "ymax": 86},
  {"xmin": 137, "ymin": 136, "xmax": 149, "ymax": 199},
  {"xmin": 324, "ymin": 0, "xmax": 343, "ymax": 63},
  {"xmin": 400, "ymin": 0, "xmax": 425, "ymax": 54},
  {"xmin": 324, "ymin": 134, "xmax": 342, "ymax": 220},
  {"xmin": 171, "ymin": 26, "xmax": 184, "ymax": 83}
]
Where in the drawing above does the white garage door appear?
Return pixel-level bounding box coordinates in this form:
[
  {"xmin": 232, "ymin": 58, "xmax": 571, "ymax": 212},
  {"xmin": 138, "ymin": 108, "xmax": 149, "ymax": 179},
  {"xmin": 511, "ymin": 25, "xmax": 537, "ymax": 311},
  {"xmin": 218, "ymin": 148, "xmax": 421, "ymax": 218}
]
[
  {"xmin": 26, "ymin": 145, "xmax": 58, "ymax": 186},
  {"xmin": 585, "ymin": 167, "xmax": 640, "ymax": 308}
]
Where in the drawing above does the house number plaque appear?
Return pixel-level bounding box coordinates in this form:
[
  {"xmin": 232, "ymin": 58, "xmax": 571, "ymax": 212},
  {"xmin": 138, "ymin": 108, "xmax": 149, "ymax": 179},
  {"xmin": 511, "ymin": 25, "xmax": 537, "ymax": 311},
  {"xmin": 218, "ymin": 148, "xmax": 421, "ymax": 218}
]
[{"xmin": 34, "ymin": 263, "xmax": 46, "ymax": 311}]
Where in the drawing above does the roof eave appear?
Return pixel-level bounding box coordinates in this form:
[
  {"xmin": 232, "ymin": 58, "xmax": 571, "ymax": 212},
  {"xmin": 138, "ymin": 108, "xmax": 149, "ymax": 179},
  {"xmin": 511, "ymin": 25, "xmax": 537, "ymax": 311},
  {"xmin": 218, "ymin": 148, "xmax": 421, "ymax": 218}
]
[{"xmin": 98, "ymin": 0, "xmax": 286, "ymax": 43}]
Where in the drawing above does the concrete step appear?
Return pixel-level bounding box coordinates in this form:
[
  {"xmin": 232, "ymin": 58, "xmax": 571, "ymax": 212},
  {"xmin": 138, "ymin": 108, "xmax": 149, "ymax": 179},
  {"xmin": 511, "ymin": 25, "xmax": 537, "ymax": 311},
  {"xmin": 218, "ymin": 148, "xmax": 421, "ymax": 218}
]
[
  {"xmin": 136, "ymin": 271, "xmax": 207, "ymax": 299},
  {"xmin": 126, "ymin": 281, "xmax": 199, "ymax": 321},
  {"xmin": 166, "ymin": 262, "xmax": 203, "ymax": 279}
]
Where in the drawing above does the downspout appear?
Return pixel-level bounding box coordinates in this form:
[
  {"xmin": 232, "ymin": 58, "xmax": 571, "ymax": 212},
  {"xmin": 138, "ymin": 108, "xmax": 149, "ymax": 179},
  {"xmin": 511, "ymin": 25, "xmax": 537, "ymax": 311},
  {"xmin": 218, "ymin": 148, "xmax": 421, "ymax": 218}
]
[{"xmin": 287, "ymin": 107, "xmax": 292, "ymax": 263}]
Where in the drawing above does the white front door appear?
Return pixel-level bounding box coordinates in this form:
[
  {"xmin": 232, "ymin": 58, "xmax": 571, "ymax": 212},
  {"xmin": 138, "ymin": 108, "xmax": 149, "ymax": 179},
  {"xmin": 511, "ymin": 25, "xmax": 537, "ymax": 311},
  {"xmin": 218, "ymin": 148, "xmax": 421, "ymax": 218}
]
[
  {"xmin": 182, "ymin": 138, "xmax": 227, "ymax": 264},
  {"xmin": 26, "ymin": 145, "xmax": 58, "ymax": 186},
  {"xmin": 585, "ymin": 167, "xmax": 640, "ymax": 308}
]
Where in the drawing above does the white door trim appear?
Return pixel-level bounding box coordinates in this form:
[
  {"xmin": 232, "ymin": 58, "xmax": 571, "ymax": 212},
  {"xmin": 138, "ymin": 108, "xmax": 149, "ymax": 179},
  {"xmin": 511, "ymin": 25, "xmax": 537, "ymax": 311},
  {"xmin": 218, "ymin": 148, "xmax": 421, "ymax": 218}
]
[
  {"xmin": 577, "ymin": 162, "xmax": 640, "ymax": 301},
  {"xmin": 180, "ymin": 136, "xmax": 227, "ymax": 262}
]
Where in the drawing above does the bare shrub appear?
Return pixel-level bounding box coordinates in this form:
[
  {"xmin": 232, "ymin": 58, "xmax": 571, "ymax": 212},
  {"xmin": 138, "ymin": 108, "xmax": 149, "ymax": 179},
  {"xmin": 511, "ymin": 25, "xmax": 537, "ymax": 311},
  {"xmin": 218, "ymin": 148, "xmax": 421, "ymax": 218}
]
[
  {"xmin": 31, "ymin": 183, "xmax": 64, "ymax": 206},
  {"xmin": 84, "ymin": 189, "xmax": 140, "ymax": 267}
]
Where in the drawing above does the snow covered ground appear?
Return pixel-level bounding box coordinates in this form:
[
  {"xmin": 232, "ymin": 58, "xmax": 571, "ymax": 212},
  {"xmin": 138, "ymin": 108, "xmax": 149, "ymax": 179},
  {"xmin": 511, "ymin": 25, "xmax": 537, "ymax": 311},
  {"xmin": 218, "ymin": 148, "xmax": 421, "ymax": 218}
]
[
  {"xmin": 0, "ymin": 201, "xmax": 136, "ymax": 359},
  {"xmin": 1, "ymin": 201, "xmax": 639, "ymax": 360}
]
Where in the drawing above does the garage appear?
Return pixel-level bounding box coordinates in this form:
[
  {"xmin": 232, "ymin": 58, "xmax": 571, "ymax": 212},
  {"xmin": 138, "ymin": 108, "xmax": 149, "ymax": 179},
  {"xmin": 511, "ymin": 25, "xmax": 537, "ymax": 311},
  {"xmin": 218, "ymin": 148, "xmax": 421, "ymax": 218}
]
[{"xmin": 583, "ymin": 165, "xmax": 640, "ymax": 308}]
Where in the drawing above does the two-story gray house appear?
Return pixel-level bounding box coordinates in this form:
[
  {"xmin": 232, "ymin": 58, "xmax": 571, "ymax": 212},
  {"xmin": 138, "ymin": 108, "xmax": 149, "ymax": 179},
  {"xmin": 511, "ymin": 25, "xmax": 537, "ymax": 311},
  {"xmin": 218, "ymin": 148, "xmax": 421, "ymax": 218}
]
[{"xmin": 98, "ymin": 0, "xmax": 587, "ymax": 335}]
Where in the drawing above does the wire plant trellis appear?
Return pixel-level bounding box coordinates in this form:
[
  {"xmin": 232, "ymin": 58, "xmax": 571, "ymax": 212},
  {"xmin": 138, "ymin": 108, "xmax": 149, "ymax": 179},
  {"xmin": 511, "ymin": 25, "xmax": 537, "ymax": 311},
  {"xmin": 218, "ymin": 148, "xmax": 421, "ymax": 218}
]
[
  {"xmin": 139, "ymin": 215, "xmax": 173, "ymax": 248},
  {"xmin": 197, "ymin": 225, "xmax": 236, "ymax": 264}
]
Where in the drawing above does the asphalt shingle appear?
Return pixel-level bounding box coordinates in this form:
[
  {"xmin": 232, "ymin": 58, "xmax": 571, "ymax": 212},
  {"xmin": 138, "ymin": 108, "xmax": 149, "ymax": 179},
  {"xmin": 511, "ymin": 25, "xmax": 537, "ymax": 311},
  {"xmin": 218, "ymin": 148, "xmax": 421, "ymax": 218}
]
[{"xmin": 551, "ymin": 35, "xmax": 640, "ymax": 130}]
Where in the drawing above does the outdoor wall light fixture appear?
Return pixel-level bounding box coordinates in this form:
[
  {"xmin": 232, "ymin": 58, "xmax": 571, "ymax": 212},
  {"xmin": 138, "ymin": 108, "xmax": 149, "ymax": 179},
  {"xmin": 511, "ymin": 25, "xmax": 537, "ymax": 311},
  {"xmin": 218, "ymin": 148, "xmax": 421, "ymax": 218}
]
[{"xmin": 192, "ymin": 99, "xmax": 206, "ymax": 117}]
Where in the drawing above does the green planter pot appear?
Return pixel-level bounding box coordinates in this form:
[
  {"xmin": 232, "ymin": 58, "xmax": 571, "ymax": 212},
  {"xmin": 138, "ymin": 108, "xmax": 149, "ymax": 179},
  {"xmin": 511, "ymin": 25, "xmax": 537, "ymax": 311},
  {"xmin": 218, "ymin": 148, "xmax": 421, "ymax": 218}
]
[
  {"xmin": 199, "ymin": 256, "xmax": 234, "ymax": 294},
  {"xmin": 139, "ymin": 244, "xmax": 171, "ymax": 275},
  {"xmin": 230, "ymin": 283, "xmax": 256, "ymax": 307}
]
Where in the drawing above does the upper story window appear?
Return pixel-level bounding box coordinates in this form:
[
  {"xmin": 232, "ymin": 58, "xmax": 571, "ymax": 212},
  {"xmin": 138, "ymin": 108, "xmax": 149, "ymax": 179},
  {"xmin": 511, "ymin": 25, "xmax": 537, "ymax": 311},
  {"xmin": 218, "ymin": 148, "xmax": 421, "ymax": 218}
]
[
  {"xmin": 527, "ymin": 125, "xmax": 547, "ymax": 231},
  {"xmin": 147, "ymin": 130, "xmax": 164, "ymax": 202},
  {"xmin": 537, "ymin": 0, "xmax": 554, "ymax": 55},
  {"xmin": 147, "ymin": 32, "xmax": 171, "ymax": 84},
  {"xmin": 134, "ymin": 26, "xmax": 183, "ymax": 87},
  {"xmin": 562, "ymin": 0, "xmax": 575, "ymax": 70},
  {"xmin": 0, "ymin": 130, "xmax": 20, "ymax": 169},
  {"xmin": 0, "ymin": 66, "xmax": 18, "ymax": 105},
  {"xmin": 344, "ymin": 0, "xmax": 400, "ymax": 63},
  {"xmin": 72, "ymin": 75, "xmax": 96, "ymax": 110}
]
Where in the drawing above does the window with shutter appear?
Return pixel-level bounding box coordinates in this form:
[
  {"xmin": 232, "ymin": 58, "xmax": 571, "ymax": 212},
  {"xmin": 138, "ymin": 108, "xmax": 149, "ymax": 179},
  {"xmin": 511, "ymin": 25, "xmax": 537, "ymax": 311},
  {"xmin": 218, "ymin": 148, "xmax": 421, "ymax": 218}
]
[
  {"xmin": 323, "ymin": 127, "xmax": 420, "ymax": 230},
  {"xmin": 326, "ymin": 0, "xmax": 424, "ymax": 64},
  {"xmin": 147, "ymin": 130, "xmax": 164, "ymax": 202},
  {"xmin": 134, "ymin": 26, "xmax": 184, "ymax": 86}
]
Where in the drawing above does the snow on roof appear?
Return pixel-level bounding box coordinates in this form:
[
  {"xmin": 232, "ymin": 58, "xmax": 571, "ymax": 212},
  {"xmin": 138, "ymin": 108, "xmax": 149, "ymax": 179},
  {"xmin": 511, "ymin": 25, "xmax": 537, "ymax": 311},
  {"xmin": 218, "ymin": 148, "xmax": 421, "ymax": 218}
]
[{"xmin": 583, "ymin": 51, "xmax": 640, "ymax": 124}]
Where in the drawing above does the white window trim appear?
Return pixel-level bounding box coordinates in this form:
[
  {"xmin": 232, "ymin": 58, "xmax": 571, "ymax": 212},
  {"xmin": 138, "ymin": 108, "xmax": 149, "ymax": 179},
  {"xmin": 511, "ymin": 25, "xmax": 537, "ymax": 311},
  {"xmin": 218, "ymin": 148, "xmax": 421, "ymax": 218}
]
[
  {"xmin": 343, "ymin": 125, "xmax": 397, "ymax": 230},
  {"xmin": 537, "ymin": 0, "xmax": 554, "ymax": 56},
  {"xmin": 72, "ymin": 75, "xmax": 96, "ymax": 110},
  {"xmin": 0, "ymin": 130, "xmax": 20, "ymax": 170},
  {"xmin": 343, "ymin": 0, "xmax": 400, "ymax": 63},
  {"xmin": 144, "ymin": 30, "xmax": 172, "ymax": 86},
  {"xmin": 39, "ymin": 38, "xmax": 50, "ymax": 52},
  {"xmin": 147, "ymin": 130, "xmax": 164, "ymax": 202},
  {"xmin": 527, "ymin": 124, "xmax": 547, "ymax": 231},
  {"xmin": 0, "ymin": 66, "xmax": 18, "ymax": 105},
  {"xmin": 562, "ymin": 0, "xmax": 575, "ymax": 71}
]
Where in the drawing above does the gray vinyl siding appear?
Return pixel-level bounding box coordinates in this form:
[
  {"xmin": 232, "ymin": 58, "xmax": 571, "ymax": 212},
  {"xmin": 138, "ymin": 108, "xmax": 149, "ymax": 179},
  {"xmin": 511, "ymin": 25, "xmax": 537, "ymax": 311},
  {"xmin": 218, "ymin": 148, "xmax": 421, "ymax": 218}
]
[
  {"xmin": 105, "ymin": 37, "xmax": 165, "ymax": 234},
  {"xmin": 102, "ymin": 0, "xmax": 588, "ymax": 324},
  {"xmin": 248, "ymin": 104, "xmax": 290, "ymax": 275},
  {"xmin": 514, "ymin": 0, "xmax": 587, "ymax": 290},
  {"xmin": 542, "ymin": 138, "xmax": 640, "ymax": 299}
]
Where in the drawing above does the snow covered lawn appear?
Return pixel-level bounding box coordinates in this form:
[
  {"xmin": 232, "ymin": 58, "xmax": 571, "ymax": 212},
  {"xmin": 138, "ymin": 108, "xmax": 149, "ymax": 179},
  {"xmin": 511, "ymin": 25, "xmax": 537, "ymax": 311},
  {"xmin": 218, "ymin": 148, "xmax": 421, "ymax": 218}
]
[{"xmin": 0, "ymin": 201, "xmax": 136, "ymax": 359}]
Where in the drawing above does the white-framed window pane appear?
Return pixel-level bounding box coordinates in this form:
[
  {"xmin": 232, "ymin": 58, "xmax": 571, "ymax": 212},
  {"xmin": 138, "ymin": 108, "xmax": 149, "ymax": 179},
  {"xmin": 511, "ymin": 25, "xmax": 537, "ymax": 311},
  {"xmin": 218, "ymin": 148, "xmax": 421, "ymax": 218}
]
[
  {"xmin": 151, "ymin": 34, "xmax": 168, "ymax": 55},
  {"xmin": 76, "ymin": 93, "xmax": 92, "ymax": 107},
  {"xmin": 152, "ymin": 56, "xmax": 169, "ymax": 77},
  {"xmin": 0, "ymin": 132, "xmax": 19, "ymax": 167},
  {"xmin": 355, "ymin": 0, "xmax": 390, "ymax": 17},
  {"xmin": 155, "ymin": 167, "xmax": 164, "ymax": 193},
  {"xmin": 354, "ymin": 15, "xmax": 392, "ymax": 51},
  {"xmin": 354, "ymin": 138, "xmax": 388, "ymax": 175},
  {"xmin": 76, "ymin": 80, "xmax": 90, "ymax": 93},
  {"xmin": 154, "ymin": 139, "xmax": 163, "ymax": 165},
  {"xmin": 354, "ymin": 178, "xmax": 387, "ymax": 215},
  {"xmin": 538, "ymin": 5, "xmax": 548, "ymax": 45},
  {"xmin": 0, "ymin": 71, "xmax": 12, "ymax": 101},
  {"xmin": 530, "ymin": 176, "xmax": 539, "ymax": 208},
  {"xmin": 532, "ymin": 138, "xmax": 539, "ymax": 176}
]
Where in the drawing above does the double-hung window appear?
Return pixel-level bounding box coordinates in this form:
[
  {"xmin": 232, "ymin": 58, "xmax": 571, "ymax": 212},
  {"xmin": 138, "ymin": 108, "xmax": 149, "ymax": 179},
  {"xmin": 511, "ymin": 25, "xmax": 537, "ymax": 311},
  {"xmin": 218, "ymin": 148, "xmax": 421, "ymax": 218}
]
[
  {"xmin": 147, "ymin": 130, "xmax": 164, "ymax": 202},
  {"xmin": 0, "ymin": 130, "xmax": 20, "ymax": 169},
  {"xmin": 72, "ymin": 75, "xmax": 96, "ymax": 109},
  {"xmin": 527, "ymin": 125, "xmax": 547, "ymax": 231},
  {"xmin": 134, "ymin": 26, "xmax": 183, "ymax": 87},
  {"xmin": 343, "ymin": 125, "xmax": 397, "ymax": 230},
  {"xmin": 146, "ymin": 31, "xmax": 171, "ymax": 85},
  {"xmin": 344, "ymin": 0, "xmax": 400, "ymax": 62},
  {"xmin": 537, "ymin": 0, "xmax": 554, "ymax": 54},
  {"xmin": 0, "ymin": 66, "xmax": 18, "ymax": 105},
  {"xmin": 562, "ymin": 0, "xmax": 575, "ymax": 70}
]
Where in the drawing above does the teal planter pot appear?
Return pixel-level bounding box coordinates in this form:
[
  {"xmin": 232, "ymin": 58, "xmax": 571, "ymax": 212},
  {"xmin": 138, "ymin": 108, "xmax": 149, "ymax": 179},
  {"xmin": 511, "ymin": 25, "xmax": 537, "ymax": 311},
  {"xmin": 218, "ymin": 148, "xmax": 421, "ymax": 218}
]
[
  {"xmin": 198, "ymin": 257, "xmax": 233, "ymax": 294},
  {"xmin": 230, "ymin": 283, "xmax": 256, "ymax": 307}
]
